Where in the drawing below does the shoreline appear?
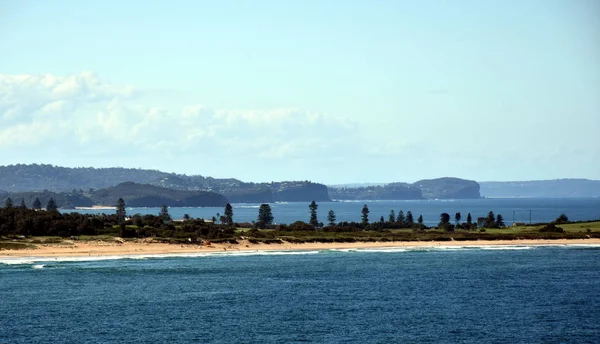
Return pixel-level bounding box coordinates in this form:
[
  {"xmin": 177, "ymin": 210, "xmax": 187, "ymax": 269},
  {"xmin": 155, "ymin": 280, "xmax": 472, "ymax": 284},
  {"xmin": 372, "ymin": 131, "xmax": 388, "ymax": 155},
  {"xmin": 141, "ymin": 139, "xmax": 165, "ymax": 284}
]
[{"xmin": 1, "ymin": 238, "xmax": 599, "ymax": 259}]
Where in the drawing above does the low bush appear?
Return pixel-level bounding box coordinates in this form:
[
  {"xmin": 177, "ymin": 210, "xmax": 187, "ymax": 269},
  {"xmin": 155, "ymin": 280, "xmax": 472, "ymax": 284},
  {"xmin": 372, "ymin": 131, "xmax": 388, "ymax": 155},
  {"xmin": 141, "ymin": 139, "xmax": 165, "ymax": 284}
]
[{"xmin": 539, "ymin": 224, "xmax": 564, "ymax": 233}]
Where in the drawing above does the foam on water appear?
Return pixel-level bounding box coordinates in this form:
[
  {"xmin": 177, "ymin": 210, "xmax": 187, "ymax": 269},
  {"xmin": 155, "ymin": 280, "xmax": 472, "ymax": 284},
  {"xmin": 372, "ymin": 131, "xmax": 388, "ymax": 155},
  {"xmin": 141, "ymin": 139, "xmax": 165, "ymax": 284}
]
[
  {"xmin": 0, "ymin": 249, "xmax": 322, "ymax": 265},
  {"xmin": 2, "ymin": 244, "xmax": 599, "ymax": 266}
]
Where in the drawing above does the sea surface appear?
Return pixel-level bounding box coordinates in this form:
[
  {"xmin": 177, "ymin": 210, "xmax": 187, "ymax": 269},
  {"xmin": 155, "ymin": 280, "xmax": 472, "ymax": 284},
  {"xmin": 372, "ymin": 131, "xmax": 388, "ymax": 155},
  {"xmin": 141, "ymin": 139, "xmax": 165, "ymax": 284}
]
[
  {"xmin": 66, "ymin": 198, "xmax": 600, "ymax": 226},
  {"xmin": 1, "ymin": 246, "xmax": 599, "ymax": 343}
]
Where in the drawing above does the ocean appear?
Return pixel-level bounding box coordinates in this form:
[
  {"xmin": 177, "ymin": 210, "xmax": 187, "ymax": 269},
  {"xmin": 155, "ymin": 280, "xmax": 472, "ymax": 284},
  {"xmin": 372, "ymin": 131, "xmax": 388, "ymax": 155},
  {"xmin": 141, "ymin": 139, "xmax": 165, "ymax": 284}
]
[
  {"xmin": 67, "ymin": 198, "xmax": 600, "ymax": 226},
  {"xmin": 1, "ymin": 246, "xmax": 599, "ymax": 343}
]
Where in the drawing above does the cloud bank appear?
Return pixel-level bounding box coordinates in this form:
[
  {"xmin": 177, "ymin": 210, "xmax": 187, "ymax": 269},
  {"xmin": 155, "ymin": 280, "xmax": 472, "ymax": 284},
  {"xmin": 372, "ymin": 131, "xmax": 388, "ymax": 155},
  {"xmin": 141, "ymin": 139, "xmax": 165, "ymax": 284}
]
[{"xmin": 0, "ymin": 72, "xmax": 360, "ymax": 167}]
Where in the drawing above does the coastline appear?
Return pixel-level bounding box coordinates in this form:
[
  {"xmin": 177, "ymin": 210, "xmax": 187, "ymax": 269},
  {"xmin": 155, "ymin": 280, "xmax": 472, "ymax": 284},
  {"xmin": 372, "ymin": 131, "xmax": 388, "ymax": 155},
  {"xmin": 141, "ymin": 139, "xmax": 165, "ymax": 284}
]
[{"xmin": 2, "ymin": 238, "xmax": 599, "ymax": 259}]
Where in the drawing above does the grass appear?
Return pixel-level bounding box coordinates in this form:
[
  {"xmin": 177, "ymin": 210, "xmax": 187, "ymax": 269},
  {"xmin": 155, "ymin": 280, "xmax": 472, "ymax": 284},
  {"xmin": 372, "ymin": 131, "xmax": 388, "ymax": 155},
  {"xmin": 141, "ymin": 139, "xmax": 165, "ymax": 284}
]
[
  {"xmin": 0, "ymin": 242, "xmax": 35, "ymax": 250},
  {"xmin": 3, "ymin": 222, "xmax": 599, "ymax": 247},
  {"xmin": 237, "ymin": 221, "xmax": 600, "ymax": 242}
]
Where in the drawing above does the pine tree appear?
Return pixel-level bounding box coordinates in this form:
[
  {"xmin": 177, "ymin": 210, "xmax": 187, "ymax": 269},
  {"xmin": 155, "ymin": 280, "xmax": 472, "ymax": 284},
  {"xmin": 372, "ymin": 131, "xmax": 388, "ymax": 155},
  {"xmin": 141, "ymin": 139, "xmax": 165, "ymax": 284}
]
[
  {"xmin": 4, "ymin": 198, "xmax": 13, "ymax": 209},
  {"xmin": 466, "ymin": 213, "xmax": 472, "ymax": 225},
  {"xmin": 224, "ymin": 203, "xmax": 234, "ymax": 226},
  {"xmin": 361, "ymin": 204, "xmax": 370, "ymax": 226},
  {"xmin": 406, "ymin": 211, "xmax": 414, "ymax": 226},
  {"xmin": 439, "ymin": 213, "xmax": 450, "ymax": 225},
  {"xmin": 485, "ymin": 211, "xmax": 495, "ymax": 228},
  {"xmin": 388, "ymin": 210, "xmax": 395, "ymax": 224},
  {"xmin": 397, "ymin": 210, "xmax": 405, "ymax": 227},
  {"xmin": 309, "ymin": 201, "xmax": 319, "ymax": 227},
  {"xmin": 257, "ymin": 204, "xmax": 274, "ymax": 229},
  {"xmin": 159, "ymin": 204, "xmax": 171, "ymax": 222},
  {"xmin": 116, "ymin": 198, "xmax": 126, "ymax": 223},
  {"xmin": 496, "ymin": 214, "xmax": 505, "ymax": 227},
  {"xmin": 327, "ymin": 210, "xmax": 336, "ymax": 226},
  {"xmin": 455, "ymin": 212, "xmax": 461, "ymax": 226},
  {"xmin": 46, "ymin": 198, "xmax": 58, "ymax": 212},
  {"xmin": 32, "ymin": 198, "xmax": 42, "ymax": 210},
  {"xmin": 418, "ymin": 215, "xmax": 423, "ymax": 224},
  {"xmin": 19, "ymin": 199, "xmax": 27, "ymax": 209}
]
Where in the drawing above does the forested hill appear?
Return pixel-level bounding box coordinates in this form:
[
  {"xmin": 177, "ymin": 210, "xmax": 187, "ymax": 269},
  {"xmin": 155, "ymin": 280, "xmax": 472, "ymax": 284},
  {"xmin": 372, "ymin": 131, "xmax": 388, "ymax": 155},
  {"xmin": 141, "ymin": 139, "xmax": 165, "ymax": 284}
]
[
  {"xmin": 328, "ymin": 178, "xmax": 481, "ymax": 200},
  {"xmin": 0, "ymin": 182, "xmax": 229, "ymax": 209},
  {"xmin": 0, "ymin": 164, "xmax": 330, "ymax": 203},
  {"xmin": 0, "ymin": 164, "xmax": 237, "ymax": 192},
  {"xmin": 413, "ymin": 177, "xmax": 481, "ymax": 199},
  {"xmin": 480, "ymin": 179, "xmax": 600, "ymax": 198}
]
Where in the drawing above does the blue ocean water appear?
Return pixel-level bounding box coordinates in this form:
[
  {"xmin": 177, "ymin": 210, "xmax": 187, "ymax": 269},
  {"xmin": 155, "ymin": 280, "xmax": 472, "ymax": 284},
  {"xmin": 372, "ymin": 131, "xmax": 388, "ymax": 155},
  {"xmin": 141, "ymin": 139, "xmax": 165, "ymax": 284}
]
[
  {"xmin": 1, "ymin": 246, "xmax": 599, "ymax": 343},
  {"xmin": 67, "ymin": 198, "xmax": 600, "ymax": 226}
]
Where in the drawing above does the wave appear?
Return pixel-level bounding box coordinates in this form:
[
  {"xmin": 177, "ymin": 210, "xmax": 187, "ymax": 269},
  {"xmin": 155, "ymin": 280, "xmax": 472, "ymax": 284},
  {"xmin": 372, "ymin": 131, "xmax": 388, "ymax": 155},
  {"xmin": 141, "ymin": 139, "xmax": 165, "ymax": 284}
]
[{"xmin": 2, "ymin": 244, "xmax": 599, "ymax": 266}]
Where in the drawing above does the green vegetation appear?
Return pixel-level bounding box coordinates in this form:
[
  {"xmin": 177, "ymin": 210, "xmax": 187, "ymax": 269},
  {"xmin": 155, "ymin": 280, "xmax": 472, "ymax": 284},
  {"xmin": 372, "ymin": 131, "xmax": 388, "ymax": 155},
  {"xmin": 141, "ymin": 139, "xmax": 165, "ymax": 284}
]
[
  {"xmin": 1, "ymin": 199, "xmax": 599, "ymax": 248},
  {"xmin": 257, "ymin": 204, "xmax": 274, "ymax": 229},
  {"xmin": 309, "ymin": 201, "xmax": 319, "ymax": 227}
]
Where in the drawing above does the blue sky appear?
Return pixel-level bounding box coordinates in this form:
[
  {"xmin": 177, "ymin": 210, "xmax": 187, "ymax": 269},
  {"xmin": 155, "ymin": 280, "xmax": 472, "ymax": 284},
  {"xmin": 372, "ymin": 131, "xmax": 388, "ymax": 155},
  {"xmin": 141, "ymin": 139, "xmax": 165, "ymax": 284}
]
[{"xmin": 1, "ymin": 0, "xmax": 599, "ymax": 183}]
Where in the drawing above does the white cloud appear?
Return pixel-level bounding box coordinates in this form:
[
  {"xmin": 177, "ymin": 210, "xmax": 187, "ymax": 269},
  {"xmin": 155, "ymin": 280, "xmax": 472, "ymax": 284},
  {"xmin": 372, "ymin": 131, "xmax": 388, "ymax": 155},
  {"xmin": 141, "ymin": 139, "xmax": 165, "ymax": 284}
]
[{"xmin": 0, "ymin": 71, "xmax": 359, "ymax": 163}]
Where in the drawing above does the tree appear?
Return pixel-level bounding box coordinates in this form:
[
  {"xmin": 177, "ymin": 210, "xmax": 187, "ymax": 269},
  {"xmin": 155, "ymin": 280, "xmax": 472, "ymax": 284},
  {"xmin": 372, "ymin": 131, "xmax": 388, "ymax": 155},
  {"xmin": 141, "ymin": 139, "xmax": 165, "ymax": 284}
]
[
  {"xmin": 116, "ymin": 198, "xmax": 126, "ymax": 223},
  {"xmin": 455, "ymin": 212, "xmax": 461, "ymax": 226},
  {"xmin": 417, "ymin": 215, "xmax": 424, "ymax": 225},
  {"xmin": 496, "ymin": 214, "xmax": 505, "ymax": 227},
  {"xmin": 466, "ymin": 213, "xmax": 472, "ymax": 225},
  {"xmin": 406, "ymin": 211, "xmax": 414, "ymax": 226},
  {"xmin": 224, "ymin": 203, "xmax": 234, "ymax": 226},
  {"xmin": 439, "ymin": 212, "xmax": 452, "ymax": 231},
  {"xmin": 4, "ymin": 198, "xmax": 13, "ymax": 209},
  {"xmin": 46, "ymin": 198, "xmax": 58, "ymax": 212},
  {"xmin": 32, "ymin": 198, "xmax": 42, "ymax": 210},
  {"xmin": 485, "ymin": 211, "xmax": 496, "ymax": 228},
  {"xmin": 183, "ymin": 213, "xmax": 191, "ymax": 221},
  {"xmin": 397, "ymin": 210, "xmax": 405, "ymax": 226},
  {"xmin": 159, "ymin": 204, "xmax": 171, "ymax": 222},
  {"xmin": 309, "ymin": 201, "xmax": 319, "ymax": 227},
  {"xmin": 380, "ymin": 216, "xmax": 385, "ymax": 223},
  {"xmin": 19, "ymin": 199, "xmax": 27, "ymax": 209},
  {"xmin": 327, "ymin": 210, "xmax": 336, "ymax": 226},
  {"xmin": 361, "ymin": 204, "xmax": 370, "ymax": 226},
  {"xmin": 216, "ymin": 213, "xmax": 220, "ymax": 224},
  {"xmin": 257, "ymin": 203, "xmax": 274, "ymax": 229},
  {"xmin": 388, "ymin": 210, "xmax": 395, "ymax": 224},
  {"xmin": 556, "ymin": 213, "xmax": 569, "ymax": 224},
  {"xmin": 440, "ymin": 213, "xmax": 450, "ymax": 225}
]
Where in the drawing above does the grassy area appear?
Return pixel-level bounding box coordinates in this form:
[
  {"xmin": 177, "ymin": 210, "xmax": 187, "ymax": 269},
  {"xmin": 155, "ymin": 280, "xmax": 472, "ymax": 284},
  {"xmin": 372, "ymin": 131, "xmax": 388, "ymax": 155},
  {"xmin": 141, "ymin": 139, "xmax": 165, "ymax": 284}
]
[
  {"xmin": 3, "ymin": 222, "xmax": 599, "ymax": 247},
  {"xmin": 239, "ymin": 221, "xmax": 600, "ymax": 242},
  {"xmin": 0, "ymin": 242, "xmax": 35, "ymax": 251}
]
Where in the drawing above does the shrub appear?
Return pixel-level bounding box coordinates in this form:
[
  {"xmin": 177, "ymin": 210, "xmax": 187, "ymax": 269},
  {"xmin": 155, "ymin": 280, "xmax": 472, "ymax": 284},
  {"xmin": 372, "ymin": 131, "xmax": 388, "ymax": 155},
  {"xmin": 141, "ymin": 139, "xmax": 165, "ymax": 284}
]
[{"xmin": 539, "ymin": 224, "xmax": 564, "ymax": 233}]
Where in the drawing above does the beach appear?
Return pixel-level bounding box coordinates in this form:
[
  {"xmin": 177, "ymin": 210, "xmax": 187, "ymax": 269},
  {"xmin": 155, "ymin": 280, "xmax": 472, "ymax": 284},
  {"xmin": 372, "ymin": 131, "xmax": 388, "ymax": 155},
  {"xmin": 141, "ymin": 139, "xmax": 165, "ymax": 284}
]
[{"xmin": 2, "ymin": 238, "xmax": 600, "ymax": 258}]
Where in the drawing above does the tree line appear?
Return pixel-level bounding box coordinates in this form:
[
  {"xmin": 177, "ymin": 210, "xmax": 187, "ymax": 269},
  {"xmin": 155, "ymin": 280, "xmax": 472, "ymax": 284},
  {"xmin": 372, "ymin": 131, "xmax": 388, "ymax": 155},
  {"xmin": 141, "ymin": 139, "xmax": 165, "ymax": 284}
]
[{"xmin": 1, "ymin": 197, "xmax": 574, "ymax": 239}]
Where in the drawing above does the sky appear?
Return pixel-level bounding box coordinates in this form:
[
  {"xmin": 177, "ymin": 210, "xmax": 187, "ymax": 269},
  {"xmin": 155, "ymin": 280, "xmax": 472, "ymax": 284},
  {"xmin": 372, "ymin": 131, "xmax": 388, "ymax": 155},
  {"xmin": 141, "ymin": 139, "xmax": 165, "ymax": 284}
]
[{"xmin": 1, "ymin": 0, "xmax": 599, "ymax": 184}]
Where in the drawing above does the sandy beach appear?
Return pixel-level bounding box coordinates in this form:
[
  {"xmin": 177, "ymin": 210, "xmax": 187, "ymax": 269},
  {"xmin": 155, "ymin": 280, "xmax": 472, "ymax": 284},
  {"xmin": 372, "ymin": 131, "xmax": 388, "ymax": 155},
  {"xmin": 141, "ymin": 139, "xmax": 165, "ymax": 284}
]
[{"xmin": 1, "ymin": 238, "xmax": 599, "ymax": 258}]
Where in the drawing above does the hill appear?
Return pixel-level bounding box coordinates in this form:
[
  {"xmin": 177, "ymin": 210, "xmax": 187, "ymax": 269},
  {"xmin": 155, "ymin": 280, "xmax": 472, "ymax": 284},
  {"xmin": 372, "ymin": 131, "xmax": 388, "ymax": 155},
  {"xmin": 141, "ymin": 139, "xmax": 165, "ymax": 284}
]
[
  {"xmin": 0, "ymin": 182, "xmax": 229, "ymax": 208},
  {"xmin": 0, "ymin": 164, "xmax": 331, "ymax": 203},
  {"xmin": 480, "ymin": 179, "xmax": 600, "ymax": 198},
  {"xmin": 328, "ymin": 178, "xmax": 481, "ymax": 200},
  {"xmin": 413, "ymin": 177, "xmax": 481, "ymax": 199},
  {"xmin": 328, "ymin": 183, "xmax": 423, "ymax": 200},
  {"xmin": 91, "ymin": 182, "xmax": 228, "ymax": 207}
]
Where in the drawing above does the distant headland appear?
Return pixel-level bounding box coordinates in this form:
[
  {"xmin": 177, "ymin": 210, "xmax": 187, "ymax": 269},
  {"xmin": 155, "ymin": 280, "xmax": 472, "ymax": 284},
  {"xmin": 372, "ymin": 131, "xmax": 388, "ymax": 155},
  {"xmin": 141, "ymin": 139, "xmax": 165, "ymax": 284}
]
[
  {"xmin": 0, "ymin": 164, "xmax": 598, "ymax": 208},
  {"xmin": 0, "ymin": 164, "xmax": 481, "ymax": 208}
]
